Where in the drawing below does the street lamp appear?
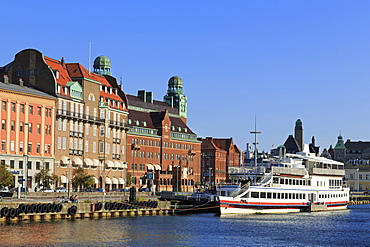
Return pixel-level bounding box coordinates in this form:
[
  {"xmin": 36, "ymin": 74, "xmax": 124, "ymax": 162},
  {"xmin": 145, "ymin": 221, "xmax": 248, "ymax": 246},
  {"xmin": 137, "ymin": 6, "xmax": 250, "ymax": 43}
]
[
  {"xmin": 24, "ymin": 122, "xmax": 30, "ymax": 199},
  {"xmin": 175, "ymin": 165, "xmax": 181, "ymax": 192},
  {"xmin": 67, "ymin": 158, "xmax": 71, "ymax": 198}
]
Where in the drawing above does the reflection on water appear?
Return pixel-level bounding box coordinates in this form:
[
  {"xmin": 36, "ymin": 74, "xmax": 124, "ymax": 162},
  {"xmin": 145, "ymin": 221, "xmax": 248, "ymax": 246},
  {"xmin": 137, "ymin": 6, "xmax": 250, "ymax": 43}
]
[{"xmin": 1, "ymin": 205, "xmax": 370, "ymax": 246}]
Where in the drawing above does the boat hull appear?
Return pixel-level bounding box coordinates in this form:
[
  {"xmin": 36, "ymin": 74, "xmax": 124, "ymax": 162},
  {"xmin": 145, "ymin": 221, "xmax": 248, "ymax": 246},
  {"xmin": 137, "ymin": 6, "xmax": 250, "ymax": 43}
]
[{"xmin": 219, "ymin": 198, "xmax": 348, "ymax": 215}]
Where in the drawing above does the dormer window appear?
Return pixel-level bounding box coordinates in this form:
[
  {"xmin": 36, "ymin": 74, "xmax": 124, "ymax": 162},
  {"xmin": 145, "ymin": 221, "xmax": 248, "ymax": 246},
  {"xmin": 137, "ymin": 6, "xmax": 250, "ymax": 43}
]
[
  {"xmin": 135, "ymin": 120, "xmax": 139, "ymax": 125},
  {"xmin": 110, "ymin": 87, "xmax": 112, "ymax": 94},
  {"xmin": 142, "ymin": 122, "xmax": 147, "ymax": 127}
]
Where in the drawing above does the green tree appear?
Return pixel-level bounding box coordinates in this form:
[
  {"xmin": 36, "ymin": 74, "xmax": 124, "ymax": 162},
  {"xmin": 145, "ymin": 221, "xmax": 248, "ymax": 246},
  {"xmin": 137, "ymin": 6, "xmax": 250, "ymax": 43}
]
[
  {"xmin": 34, "ymin": 169, "xmax": 57, "ymax": 190},
  {"xmin": 0, "ymin": 162, "xmax": 13, "ymax": 188},
  {"xmin": 72, "ymin": 167, "xmax": 94, "ymax": 191},
  {"xmin": 126, "ymin": 172, "xmax": 132, "ymax": 187}
]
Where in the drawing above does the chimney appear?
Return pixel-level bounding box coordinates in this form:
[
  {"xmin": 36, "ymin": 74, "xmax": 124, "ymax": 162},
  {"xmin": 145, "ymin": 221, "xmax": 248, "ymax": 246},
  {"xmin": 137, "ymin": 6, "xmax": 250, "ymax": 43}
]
[
  {"xmin": 138, "ymin": 90, "xmax": 146, "ymax": 102},
  {"xmin": 61, "ymin": 57, "xmax": 65, "ymax": 68},
  {"xmin": 146, "ymin": 92, "xmax": 153, "ymax": 104},
  {"xmin": 3, "ymin": 75, "xmax": 9, "ymax": 84},
  {"xmin": 19, "ymin": 78, "xmax": 24, "ymax": 87}
]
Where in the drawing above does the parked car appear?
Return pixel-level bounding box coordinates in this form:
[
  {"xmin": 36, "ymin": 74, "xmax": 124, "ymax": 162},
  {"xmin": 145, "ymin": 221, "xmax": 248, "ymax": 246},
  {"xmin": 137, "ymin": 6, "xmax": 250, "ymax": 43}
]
[
  {"xmin": 55, "ymin": 187, "xmax": 67, "ymax": 192},
  {"xmin": 95, "ymin": 188, "xmax": 104, "ymax": 192},
  {"xmin": 44, "ymin": 188, "xmax": 54, "ymax": 192},
  {"xmin": 121, "ymin": 188, "xmax": 129, "ymax": 192},
  {"xmin": 138, "ymin": 187, "xmax": 150, "ymax": 192}
]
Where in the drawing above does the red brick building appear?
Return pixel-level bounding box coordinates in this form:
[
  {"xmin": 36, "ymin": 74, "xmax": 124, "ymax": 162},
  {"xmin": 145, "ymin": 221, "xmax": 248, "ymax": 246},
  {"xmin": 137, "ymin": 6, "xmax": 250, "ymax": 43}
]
[
  {"xmin": 200, "ymin": 137, "xmax": 243, "ymax": 186},
  {"xmin": 126, "ymin": 77, "xmax": 201, "ymax": 192}
]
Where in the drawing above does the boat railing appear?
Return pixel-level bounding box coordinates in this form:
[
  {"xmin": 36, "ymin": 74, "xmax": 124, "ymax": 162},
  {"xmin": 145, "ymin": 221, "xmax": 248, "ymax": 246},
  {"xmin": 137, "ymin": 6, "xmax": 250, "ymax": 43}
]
[{"xmin": 229, "ymin": 183, "xmax": 250, "ymax": 197}]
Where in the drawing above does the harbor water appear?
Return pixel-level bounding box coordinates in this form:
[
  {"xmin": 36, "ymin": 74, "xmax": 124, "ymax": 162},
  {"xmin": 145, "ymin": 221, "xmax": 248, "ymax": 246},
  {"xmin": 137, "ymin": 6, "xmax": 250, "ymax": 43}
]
[{"xmin": 1, "ymin": 204, "xmax": 369, "ymax": 246}]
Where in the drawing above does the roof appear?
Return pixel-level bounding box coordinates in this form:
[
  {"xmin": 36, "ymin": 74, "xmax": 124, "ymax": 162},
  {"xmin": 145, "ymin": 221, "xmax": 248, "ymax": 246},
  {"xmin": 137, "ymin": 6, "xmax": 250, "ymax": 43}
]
[
  {"xmin": 128, "ymin": 109, "xmax": 195, "ymax": 135},
  {"xmin": 127, "ymin": 94, "xmax": 178, "ymax": 115},
  {"xmin": 284, "ymin": 135, "xmax": 300, "ymax": 153},
  {"xmin": 345, "ymin": 140, "xmax": 370, "ymax": 150},
  {"xmin": 0, "ymin": 81, "xmax": 56, "ymax": 99},
  {"xmin": 44, "ymin": 56, "xmax": 72, "ymax": 88}
]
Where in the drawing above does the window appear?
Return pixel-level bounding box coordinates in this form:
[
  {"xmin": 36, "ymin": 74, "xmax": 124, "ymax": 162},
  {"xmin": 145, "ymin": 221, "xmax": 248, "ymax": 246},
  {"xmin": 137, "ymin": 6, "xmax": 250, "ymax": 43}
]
[
  {"xmin": 11, "ymin": 103, "xmax": 15, "ymax": 112},
  {"xmin": 28, "ymin": 123, "xmax": 32, "ymax": 133},
  {"xmin": 29, "ymin": 105, "xmax": 33, "ymax": 115},
  {"xmin": 11, "ymin": 121, "xmax": 15, "ymax": 131},
  {"xmin": 10, "ymin": 141, "xmax": 15, "ymax": 152},
  {"xmin": 45, "ymin": 162, "xmax": 50, "ymax": 170},
  {"xmin": 10, "ymin": 160, "xmax": 14, "ymax": 169},
  {"xmin": 37, "ymin": 106, "xmax": 41, "ymax": 116},
  {"xmin": 27, "ymin": 161, "xmax": 31, "ymax": 169},
  {"xmin": 46, "ymin": 108, "xmax": 51, "ymax": 117},
  {"xmin": 37, "ymin": 124, "xmax": 41, "ymax": 134},
  {"xmin": 99, "ymin": 142, "xmax": 104, "ymax": 153},
  {"xmin": 2, "ymin": 101, "xmax": 6, "ymax": 111},
  {"xmin": 34, "ymin": 69, "xmax": 38, "ymax": 76},
  {"xmin": 1, "ymin": 120, "xmax": 5, "ymax": 130},
  {"xmin": 20, "ymin": 142, "xmax": 24, "ymax": 152},
  {"xmin": 20, "ymin": 104, "xmax": 25, "ymax": 113},
  {"xmin": 18, "ymin": 161, "xmax": 23, "ymax": 169},
  {"xmin": 36, "ymin": 162, "xmax": 40, "ymax": 170},
  {"xmin": 36, "ymin": 144, "xmax": 40, "ymax": 153},
  {"xmin": 28, "ymin": 143, "xmax": 32, "ymax": 153}
]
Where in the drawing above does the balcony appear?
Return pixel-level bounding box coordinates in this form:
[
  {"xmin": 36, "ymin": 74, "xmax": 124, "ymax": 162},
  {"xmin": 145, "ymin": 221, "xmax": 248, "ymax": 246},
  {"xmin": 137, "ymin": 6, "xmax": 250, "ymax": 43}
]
[
  {"xmin": 310, "ymin": 167, "xmax": 345, "ymax": 176},
  {"xmin": 57, "ymin": 109, "xmax": 104, "ymax": 124},
  {"xmin": 271, "ymin": 167, "xmax": 307, "ymax": 176},
  {"xmin": 113, "ymin": 138, "xmax": 121, "ymax": 144}
]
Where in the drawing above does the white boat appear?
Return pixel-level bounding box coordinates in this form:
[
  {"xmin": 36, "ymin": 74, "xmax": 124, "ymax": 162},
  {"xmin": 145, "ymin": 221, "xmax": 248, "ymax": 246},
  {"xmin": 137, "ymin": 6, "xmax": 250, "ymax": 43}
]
[{"xmin": 219, "ymin": 150, "xmax": 350, "ymax": 215}]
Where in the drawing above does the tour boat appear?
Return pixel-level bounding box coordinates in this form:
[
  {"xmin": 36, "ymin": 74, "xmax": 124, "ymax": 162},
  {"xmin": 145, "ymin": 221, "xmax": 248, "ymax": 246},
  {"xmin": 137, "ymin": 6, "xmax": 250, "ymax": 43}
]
[{"xmin": 219, "ymin": 150, "xmax": 350, "ymax": 215}]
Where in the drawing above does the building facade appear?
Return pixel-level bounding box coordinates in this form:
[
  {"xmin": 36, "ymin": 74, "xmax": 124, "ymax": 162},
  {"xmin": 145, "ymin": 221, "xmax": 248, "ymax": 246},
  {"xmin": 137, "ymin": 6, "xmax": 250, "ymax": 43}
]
[
  {"xmin": 0, "ymin": 74, "xmax": 56, "ymax": 190},
  {"xmin": 200, "ymin": 137, "xmax": 243, "ymax": 187},
  {"xmin": 1, "ymin": 49, "xmax": 129, "ymax": 191},
  {"xmin": 126, "ymin": 76, "xmax": 201, "ymax": 192}
]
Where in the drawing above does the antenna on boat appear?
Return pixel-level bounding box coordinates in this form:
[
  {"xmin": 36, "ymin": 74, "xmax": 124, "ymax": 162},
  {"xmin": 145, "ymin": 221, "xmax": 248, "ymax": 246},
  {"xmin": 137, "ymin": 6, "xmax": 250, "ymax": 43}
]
[{"xmin": 250, "ymin": 115, "xmax": 261, "ymax": 167}]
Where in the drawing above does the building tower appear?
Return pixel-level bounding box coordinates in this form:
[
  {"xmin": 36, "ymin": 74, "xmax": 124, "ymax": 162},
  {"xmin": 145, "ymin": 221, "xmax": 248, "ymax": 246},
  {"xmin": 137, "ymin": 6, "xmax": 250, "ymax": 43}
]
[
  {"xmin": 334, "ymin": 134, "xmax": 346, "ymax": 162},
  {"xmin": 294, "ymin": 119, "xmax": 304, "ymax": 152},
  {"xmin": 164, "ymin": 76, "xmax": 187, "ymax": 119},
  {"xmin": 93, "ymin": 55, "xmax": 112, "ymax": 76}
]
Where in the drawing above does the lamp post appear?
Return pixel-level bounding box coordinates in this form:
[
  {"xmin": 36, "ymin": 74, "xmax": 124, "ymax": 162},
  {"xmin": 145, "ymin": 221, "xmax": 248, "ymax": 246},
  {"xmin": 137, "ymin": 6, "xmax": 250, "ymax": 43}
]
[
  {"xmin": 24, "ymin": 122, "xmax": 30, "ymax": 199},
  {"xmin": 67, "ymin": 158, "xmax": 71, "ymax": 198},
  {"xmin": 175, "ymin": 165, "xmax": 181, "ymax": 192}
]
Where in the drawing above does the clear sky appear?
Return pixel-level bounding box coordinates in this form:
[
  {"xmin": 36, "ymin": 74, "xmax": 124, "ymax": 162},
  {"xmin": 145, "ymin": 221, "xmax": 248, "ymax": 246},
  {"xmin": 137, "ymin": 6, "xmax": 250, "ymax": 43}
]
[{"xmin": 1, "ymin": 1, "xmax": 370, "ymax": 152}]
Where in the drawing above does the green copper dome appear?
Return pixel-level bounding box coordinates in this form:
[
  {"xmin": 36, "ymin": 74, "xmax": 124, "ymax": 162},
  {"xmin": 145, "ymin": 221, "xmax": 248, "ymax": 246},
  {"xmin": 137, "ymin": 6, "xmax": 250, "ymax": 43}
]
[
  {"xmin": 94, "ymin": 56, "xmax": 111, "ymax": 67},
  {"xmin": 295, "ymin": 119, "xmax": 302, "ymax": 127},
  {"xmin": 168, "ymin": 76, "xmax": 183, "ymax": 86}
]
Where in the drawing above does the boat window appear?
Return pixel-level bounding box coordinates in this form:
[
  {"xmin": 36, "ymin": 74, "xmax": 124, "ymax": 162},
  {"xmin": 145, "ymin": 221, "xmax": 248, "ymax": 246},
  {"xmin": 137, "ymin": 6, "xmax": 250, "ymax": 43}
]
[
  {"xmin": 303, "ymin": 194, "xmax": 306, "ymax": 199},
  {"xmin": 260, "ymin": 192, "xmax": 266, "ymax": 198},
  {"xmin": 280, "ymin": 178, "xmax": 285, "ymax": 184},
  {"xmin": 273, "ymin": 178, "xmax": 279, "ymax": 184},
  {"xmin": 289, "ymin": 179, "xmax": 292, "ymax": 185},
  {"xmin": 251, "ymin": 192, "xmax": 259, "ymax": 198},
  {"xmin": 273, "ymin": 193, "xmax": 277, "ymax": 199},
  {"xmin": 277, "ymin": 193, "xmax": 281, "ymax": 199},
  {"xmin": 267, "ymin": 192, "xmax": 272, "ymax": 199}
]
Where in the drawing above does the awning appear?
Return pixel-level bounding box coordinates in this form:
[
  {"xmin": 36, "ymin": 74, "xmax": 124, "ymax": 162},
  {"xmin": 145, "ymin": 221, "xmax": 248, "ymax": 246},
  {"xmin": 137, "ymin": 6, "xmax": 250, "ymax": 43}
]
[
  {"xmin": 112, "ymin": 177, "xmax": 119, "ymax": 184},
  {"xmin": 122, "ymin": 162, "xmax": 128, "ymax": 168},
  {"xmin": 114, "ymin": 161, "xmax": 121, "ymax": 168},
  {"xmin": 154, "ymin": 164, "xmax": 161, "ymax": 170},
  {"xmin": 105, "ymin": 177, "xmax": 112, "ymax": 184},
  {"xmin": 146, "ymin": 164, "xmax": 154, "ymax": 170},
  {"xmin": 93, "ymin": 159, "xmax": 100, "ymax": 167},
  {"xmin": 119, "ymin": 178, "xmax": 125, "ymax": 184},
  {"xmin": 73, "ymin": 157, "xmax": 83, "ymax": 165},
  {"xmin": 84, "ymin": 158, "xmax": 93, "ymax": 166},
  {"xmin": 61, "ymin": 156, "xmax": 70, "ymax": 164},
  {"xmin": 93, "ymin": 177, "xmax": 98, "ymax": 184},
  {"xmin": 106, "ymin": 160, "xmax": 114, "ymax": 167},
  {"xmin": 61, "ymin": 175, "xmax": 68, "ymax": 183}
]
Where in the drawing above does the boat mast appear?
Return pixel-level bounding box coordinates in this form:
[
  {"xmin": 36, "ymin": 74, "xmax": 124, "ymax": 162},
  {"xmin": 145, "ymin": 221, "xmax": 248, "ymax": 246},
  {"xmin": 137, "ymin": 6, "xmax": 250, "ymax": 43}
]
[{"xmin": 250, "ymin": 116, "xmax": 261, "ymax": 167}]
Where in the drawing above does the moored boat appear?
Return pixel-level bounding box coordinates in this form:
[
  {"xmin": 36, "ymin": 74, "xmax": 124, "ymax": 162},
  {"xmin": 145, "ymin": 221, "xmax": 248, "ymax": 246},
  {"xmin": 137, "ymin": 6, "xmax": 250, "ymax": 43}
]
[{"xmin": 219, "ymin": 149, "xmax": 349, "ymax": 215}]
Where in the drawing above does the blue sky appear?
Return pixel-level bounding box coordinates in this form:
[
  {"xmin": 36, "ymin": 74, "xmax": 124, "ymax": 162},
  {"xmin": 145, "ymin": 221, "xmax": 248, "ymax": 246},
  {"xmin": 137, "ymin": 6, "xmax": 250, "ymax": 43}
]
[{"xmin": 1, "ymin": 1, "xmax": 370, "ymax": 152}]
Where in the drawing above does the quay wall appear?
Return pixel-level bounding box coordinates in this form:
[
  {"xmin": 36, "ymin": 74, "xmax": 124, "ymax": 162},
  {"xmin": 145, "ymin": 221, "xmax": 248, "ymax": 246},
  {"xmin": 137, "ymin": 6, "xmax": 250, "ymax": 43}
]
[{"xmin": 0, "ymin": 200, "xmax": 172, "ymax": 223}]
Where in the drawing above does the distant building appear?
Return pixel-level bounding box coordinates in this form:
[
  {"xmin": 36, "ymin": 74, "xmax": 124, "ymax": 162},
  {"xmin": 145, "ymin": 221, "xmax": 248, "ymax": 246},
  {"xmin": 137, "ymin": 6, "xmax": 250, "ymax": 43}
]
[{"xmin": 199, "ymin": 137, "xmax": 243, "ymax": 186}]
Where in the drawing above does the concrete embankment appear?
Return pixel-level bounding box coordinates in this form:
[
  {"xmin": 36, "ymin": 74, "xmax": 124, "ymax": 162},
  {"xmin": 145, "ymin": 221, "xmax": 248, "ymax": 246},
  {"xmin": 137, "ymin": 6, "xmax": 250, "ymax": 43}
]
[{"xmin": 0, "ymin": 200, "xmax": 172, "ymax": 223}]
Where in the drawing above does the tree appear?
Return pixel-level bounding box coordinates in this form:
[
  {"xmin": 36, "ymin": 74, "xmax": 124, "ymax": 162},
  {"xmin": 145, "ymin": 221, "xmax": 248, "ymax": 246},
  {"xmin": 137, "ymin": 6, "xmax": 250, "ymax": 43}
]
[
  {"xmin": 126, "ymin": 172, "xmax": 132, "ymax": 187},
  {"xmin": 72, "ymin": 167, "xmax": 94, "ymax": 191},
  {"xmin": 0, "ymin": 162, "xmax": 13, "ymax": 188},
  {"xmin": 34, "ymin": 169, "xmax": 57, "ymax": 190}
]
